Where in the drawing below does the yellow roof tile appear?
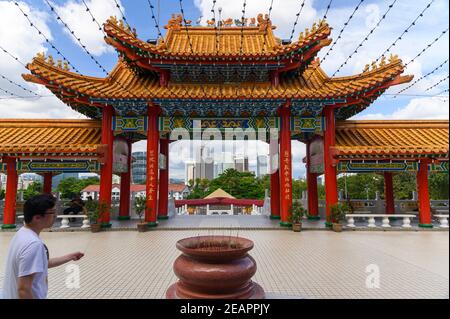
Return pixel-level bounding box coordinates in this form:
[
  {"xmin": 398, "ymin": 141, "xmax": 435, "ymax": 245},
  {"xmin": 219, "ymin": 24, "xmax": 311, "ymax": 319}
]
[
  {"xmin": 104, "ymin": 15, "xmax": 331, "ymax": 58},
  {"xmin": 205, "ymin": 188, "xmax": 236, "ymax": 199},
  {"xmin": 334, "ymin": 120, "xmax": 449, "ymax": 157},
  {"xmin": 0, "ymin": 120, "xmax": 102, "ymax": 156},
  {"xmin": 24, "ymin": 55, "xmax": 410, "ymax": 101}
]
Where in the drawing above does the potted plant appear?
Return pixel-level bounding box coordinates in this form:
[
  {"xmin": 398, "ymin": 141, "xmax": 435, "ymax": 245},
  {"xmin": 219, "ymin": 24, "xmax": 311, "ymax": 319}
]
[
  {"xmin": 290, "ymin": 201, "xmax": 307, "ymax": 232},
  {"xmin": 86, "ymin": 200, "xmax": 107, "ymax": 233},
  {"xmin": 134, "ymin": 195, "xmax": 148, "ymax": 232},
  {"xmin": 330, "ymin": 202, "xmax": 350, "ymax": 232}
]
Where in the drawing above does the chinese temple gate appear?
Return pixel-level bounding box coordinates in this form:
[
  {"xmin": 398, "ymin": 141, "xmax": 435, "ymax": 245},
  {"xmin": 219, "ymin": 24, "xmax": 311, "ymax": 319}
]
[{"xmin": 1, "ymin": 14, "xmax": 448, "ymax": 229}]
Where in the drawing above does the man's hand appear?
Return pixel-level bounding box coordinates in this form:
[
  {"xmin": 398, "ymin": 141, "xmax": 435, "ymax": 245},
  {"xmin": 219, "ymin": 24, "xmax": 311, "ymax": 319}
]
[
  {"xmin": 68, "ymin": 252, "xmax": 84, "ymax": 261},
  {"xmin": 48, "ymin": 252, "xmax": 84, "ymax": 268}
]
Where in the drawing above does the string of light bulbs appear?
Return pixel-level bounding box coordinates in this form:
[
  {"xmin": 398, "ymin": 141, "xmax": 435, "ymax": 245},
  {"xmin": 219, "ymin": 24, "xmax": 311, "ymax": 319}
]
[
  {"xmin": 14, "ymin": 1, "xmax": 81, "ymax": 74},
  {"xmin": 331, "ymin": 0, "xmax": 398, "ymax": 77},
  {"xmin": 374, "ymin": 0, "xmax": 435, "ymax": 63},
  {"xmin": 394, "ymin": 59, "xmax": 448, "ymax": 97}
]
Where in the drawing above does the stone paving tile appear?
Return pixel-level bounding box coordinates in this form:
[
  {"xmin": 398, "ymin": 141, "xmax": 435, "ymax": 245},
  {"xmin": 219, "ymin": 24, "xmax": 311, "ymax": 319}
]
[{"xmin": 0, "ymin": 230, "xmax": 448, "ymax": 299}]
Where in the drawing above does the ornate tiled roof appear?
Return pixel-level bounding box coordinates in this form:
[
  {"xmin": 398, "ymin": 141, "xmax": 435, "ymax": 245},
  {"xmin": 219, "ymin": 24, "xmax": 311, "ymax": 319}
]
[
  {"xmin": 22, "ymin": 14, "xmax": 413, "ymax": 120},
  {"xmin": 23, "ymin": 53, "xmax": 411, "ymax": 119},
  {"xmin": 334, "ymin": 120, "xmax": 449, "ymax": 158},
  {"xmin": 0, "ymin": 119, "xmax": 102, "ymax": 157},
  {"xmin": 104, "ymin": 15, "xmax": 331, "ymax": 59}
]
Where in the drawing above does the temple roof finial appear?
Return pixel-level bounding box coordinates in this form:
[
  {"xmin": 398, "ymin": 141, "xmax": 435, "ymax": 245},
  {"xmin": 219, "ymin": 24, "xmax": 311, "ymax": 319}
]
[
  {"xmin": 257, "ymin": 13, "xmax": 273, "ymax": 32},
  {"xmin": 165, "ymin": 14, "xmax": 183, "ymax": 30},
  {"xmin": 47, "ymin": 55, "xmax": 54, "ymax": 66},
  {"xmin": 36, "ymin": 52, "xmax": 45, "ymax": 61}
]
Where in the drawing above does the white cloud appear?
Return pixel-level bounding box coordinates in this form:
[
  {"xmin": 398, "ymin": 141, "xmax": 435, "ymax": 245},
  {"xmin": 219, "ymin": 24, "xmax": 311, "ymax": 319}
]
[
  {"xmin": 0, "ymin": 1, "xmax": 82, "ymax": 119},
  {"xmin": 51, "ymin": 0, "xmax": 124, "ymax": 56},
  {"xmin": 353, "ymin": 96, "xmax": 450, "ymax": 120},
  {"xmin": 0, "ymin": 1, "xmax": 51, "ymax": 89},
  {"xmin": 193, "ymin": 0, "xmax": 449, "ymax": 93},
  {"xmin": 0, "ymin": 95, "xmax": 85, "ymax": 119},
  {"xmin": 295, "ymin": 0, "xmax": 450, "ymax": 84},
  {"xmin": 193, "ymin": 0, "xmax": 317, "ymax": 37}
]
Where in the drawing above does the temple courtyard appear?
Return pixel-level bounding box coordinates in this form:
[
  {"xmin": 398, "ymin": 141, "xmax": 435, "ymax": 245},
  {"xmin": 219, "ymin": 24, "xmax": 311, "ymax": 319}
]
[{"xmin": 0, "ymin": 229, "xmax": 448, "ymax": 299}]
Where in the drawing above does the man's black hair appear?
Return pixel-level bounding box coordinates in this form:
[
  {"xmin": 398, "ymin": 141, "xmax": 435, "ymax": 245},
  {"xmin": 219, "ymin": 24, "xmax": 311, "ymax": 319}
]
[{"xmin": 23, "ymin": 194, "xmax": 57, "ymax": 223}]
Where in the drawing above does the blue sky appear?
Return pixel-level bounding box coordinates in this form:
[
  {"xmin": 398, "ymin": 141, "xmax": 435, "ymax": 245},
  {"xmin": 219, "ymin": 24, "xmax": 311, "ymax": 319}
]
[{"xmin": 0, "ymin": 0, "xmax": 449, "ymax": 180}]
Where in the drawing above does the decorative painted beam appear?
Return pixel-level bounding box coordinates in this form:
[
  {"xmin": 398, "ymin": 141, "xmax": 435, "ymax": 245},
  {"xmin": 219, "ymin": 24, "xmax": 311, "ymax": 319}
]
[
  {"xmin": 158, "ymin": 117, "xmax": 280, "ymax": 133},
  {"xmin": 13, "ymin": 160, "xmax": 101, "ymax": 173},
  {"xmin": 112, "ymin": 116, "xmax": 148, "ymax": 134},
  {"xmin": 291, "ymin": 117, "xmax": 324, "ymax": 134},
  {"xmin": 337, "ymin": 160, "xmax": 449, "ymax": 173}
]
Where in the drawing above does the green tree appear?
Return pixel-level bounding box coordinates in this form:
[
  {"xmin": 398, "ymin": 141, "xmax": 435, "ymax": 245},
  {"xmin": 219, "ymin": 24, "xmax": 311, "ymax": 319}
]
[
  {"xmin": 0, "ymin": 188, "xmax": 5, "ymax": 200},
  {"xmin": 429, "ymin": 173, "xmax": 449, "ymax": 200},
  {"xmin": 56, "ymin": 176, "xmax": 100, "ymax": 199},
  {"xmin": 208, "ymin": 169, "xmax": 265, "ymax": 199},
  {"xmin": 318, "ymin": 183, "xmax": 326, "ymax": 200},
  {"xmin": 187, "ymin": 178, "xmax": 210, "ymax": 199},
  {"xmin": 337, "ymin": 173, "xmax": 384, "ymax": 199},
  {"xmin": 314, "ymin": 171, "xmax": 448, "ymax": 201},
  {"xmin": 23, "ymin": 182, "xmax": 43, "ymax": 200},
  {"xmin": 393, "ymin": 172, "xmax": 417, "ymax": 200},
  {"xmin": 292, "ymin": 179, "xmax": 307, "ymax": 200}
]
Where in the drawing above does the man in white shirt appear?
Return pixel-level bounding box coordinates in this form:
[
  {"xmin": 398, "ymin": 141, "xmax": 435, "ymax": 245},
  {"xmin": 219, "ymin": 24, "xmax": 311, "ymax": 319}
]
[{"xmin": 2, "ymin": 194, "xmax": 84, "ymax": 299}]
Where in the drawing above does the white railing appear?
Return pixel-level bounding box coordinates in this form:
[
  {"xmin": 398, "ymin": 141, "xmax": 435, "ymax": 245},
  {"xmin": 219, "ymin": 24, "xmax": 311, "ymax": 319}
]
[
  {"xmin": 57, "ymin": 215, "xmax": 90, "ymax": 229},
  {"xmin": 435, "ymin": 215, "xmax": 449, "ymax": 228},
  {"xmin": 14, "ymin": 215, "xmax": 89, "ymax": 229},
  {"xmin": 346, "ymin": 214, "xmax": 416, "ymax": 228}
]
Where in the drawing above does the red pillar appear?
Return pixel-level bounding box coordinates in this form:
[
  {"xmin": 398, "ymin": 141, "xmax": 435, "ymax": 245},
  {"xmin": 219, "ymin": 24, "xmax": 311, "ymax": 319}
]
[
  {"xmin": 269, "ymin": 139, "xmax": 280, "ymax": 220},
  {"xmin": 119, "ymin": 140, "xmax": 132, "ymax": 220},
  {"xmin": 384, "ymin": 172, "xmax": 395, "ymax": 214},
  {"xmin": 2, "ymin": 158, "xmax": 18, "ymax": 229},
  {"xmin": 417, "ymin": 159, "xmax": 433, "ymax": 228},
  {"xmin": 306, "ymin": 141, "xmax": 319, "ymax": 220},
  {"xmin": 323, "ymin": 106, "xmax": 338, "ymax": 226},
  {"xmin": 43, "ymin": 173, "xmax": 53, "ymax": 194},
  {"xmin": 158, "ymin": 138, "xmax": 169, "ymax": 220},
  {"xmin": 279, "ymin": 103, "xmax": 293, "ymax": 227},
  {"xmin": 146, "ymin": 107, "xmax": 159, "ymax": 227},
  {"xmin": 98, "ymin": 105, "xmax": 114, "ymax": 227}
]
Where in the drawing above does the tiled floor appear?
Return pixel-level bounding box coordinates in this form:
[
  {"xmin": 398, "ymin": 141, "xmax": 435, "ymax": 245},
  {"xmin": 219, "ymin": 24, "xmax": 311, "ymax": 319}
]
[{"xmin": 0, "ymin": 229, "xmax": 448, "ymax": 299}]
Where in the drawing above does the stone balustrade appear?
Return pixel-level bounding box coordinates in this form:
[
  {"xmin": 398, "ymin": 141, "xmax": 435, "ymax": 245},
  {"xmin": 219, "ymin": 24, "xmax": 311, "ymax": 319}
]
[
  {"xmin": 434, "ymin": 215, "xmax": 449, "ymax": 228},
  {"xmin": 57, "ymin": 215, "xmax": 90, "ymax": 229},
  {"xmin": 346, "ymin": 214, "xmax": 416, "ymax": 228}
]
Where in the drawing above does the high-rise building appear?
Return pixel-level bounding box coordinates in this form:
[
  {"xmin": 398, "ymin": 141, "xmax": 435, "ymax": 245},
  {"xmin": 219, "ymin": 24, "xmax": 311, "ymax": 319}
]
[
  {"xmin": 256, "ymin": 155, "xmax": 269, "ymax": 177},
  {"xmin": 214, "ymin": 163, "xmax": 234, "ymax": 177},
  {"xmin": 185, "ymin": 161, "xmax": 195, "ymax": 185},
  {"xmin": 132, "ymin": 151, "xmax": 147, "ymax": 184},
  {"xmin": 199, "ymin": 146, "xmax": 214, "ymax": 180},
  {"xmin": 214, "ymin": 163, "xmax": 222, "ymax": 178},
  {"xmin": 185, "ymin": 147, "xmax": 216, "ymax": 183},
  {"xmin": 234, "ymin": 156, "xmax": 249, "ymax": 173}
]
